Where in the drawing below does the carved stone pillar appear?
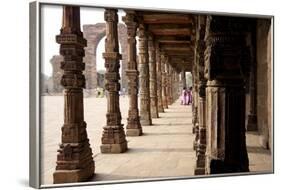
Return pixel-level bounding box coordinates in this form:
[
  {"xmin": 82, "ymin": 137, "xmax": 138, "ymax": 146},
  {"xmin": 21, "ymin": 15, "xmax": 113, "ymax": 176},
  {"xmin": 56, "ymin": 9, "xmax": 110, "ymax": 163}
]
[
  {"xmin": 192, "ymin": 62, "xmax": 199, "ymax": 151},
  {"xmin": 138, "ymin": 23, "xmax": 152, "ymax": 125},
  {"xmin": 175, "ymin": 72, "xmax": 180, "ymax": 100},
  {"xmin": 165, "ymin": 58, "xmax": 170, "ymax": 107},
  {"xmin": 170, "ymin": 70, "xmax": 174, "ymax": 102},
  {"xmin": 167, "ymin": 65, "xmax": 173, "ymax": 105},
  {"xmin": 148, "ymin": 36, "xmax": 159, "ymax": 118},
  {"xmin": 205, "ymin": 16, "xmax": 249, "ymax": 174},
  {"xmin": 181, "ymin": 71, "xmax": 187, "ymax": 89},
  {"xmin": 122, "ymin": 12, "xmax": 142, "ymax": 136},
  {"xmin": 100, "ymin": 9, "xmax": 127, "ymax": 153},
  {"xmin": 53, "ymin": 6, "xmax": 95, "ymax": 184},
  {"xmin": 194, "ymin": 15, "xmax": 207, "ymax": 175},
  {"xmin": 161, "ymin": 54, "xmax": 168, "ymax": 109},
  {"xmin": 156, "ymin": 47, "xmax": 165, "ymax": 113},
  {"xmin": 247, "ymin": 28, "xmax": 258, "ymax": 131}
]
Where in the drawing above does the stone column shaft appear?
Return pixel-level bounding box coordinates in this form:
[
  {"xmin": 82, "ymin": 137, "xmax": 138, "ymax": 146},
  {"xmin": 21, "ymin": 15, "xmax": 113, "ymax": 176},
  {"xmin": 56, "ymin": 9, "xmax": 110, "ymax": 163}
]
[
  {"xmin": 149, "ymin": 36, "xmax": 159, "ymax": 118},
  {"xmin": 156, "ymin": 47, "xmax": 165, "ymax": 113},
  {"xmin": 53, "ymin": 6, "xmax": 95, "ymax": 184},
  {"xmin": 247, "ymin": 28, "xmax": 258, "ymax": 131},
  {"xmin": 192, "ymin": 63, "xmax": 199, "ymax": 145},
  {"xmin": 122, "ymin": 12, "xmax": 142, "ymax": 136},
  {"xmin": 204, "ymin": 16, "xmax": 249, "ymax": 174},
  {"xmin": 167, "ymin": 65, "xmax": 173, "ymax": 105},
  {"xmin": 100, "ymin": 9, "xmax": 127, "ymax": 153},
  {"xmin": 138, "ymin": 23, "xmax": 152, "ymax": 125},
  {"xmin": 195, "ymin": 15, "xmax": 207, "ymax": 175},
  {"xmin": 161, "ymin": 54, "xmax": 168, "ymax": 109}
]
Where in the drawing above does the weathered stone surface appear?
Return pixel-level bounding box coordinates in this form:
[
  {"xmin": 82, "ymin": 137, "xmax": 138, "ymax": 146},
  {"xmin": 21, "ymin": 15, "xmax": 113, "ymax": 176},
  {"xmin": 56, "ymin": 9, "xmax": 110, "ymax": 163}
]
[
  {"xmin": 122, "ymin": 12, "xmax": 142, "ymax": 136},
  {"xmin": 49, "ymin": 55, "xmax": 64, "ymax": 93},
  {"xmin": 204, "ymin": 16, "xmax": 250, "ymax": 174},
  {"xmin": 194, "ymin": 15, "xmax": 207, "ymax": 175},
  {"xmin": 100, "ymin": 9, "xmax": 127, "ymax": 153},
  {"xmin": 138, "ymin": 23, "xmax": 152, "ymax": 125},
  {"xmin": 53, "ymin": 6, "xmax": 95, "ymax": 184},
  {"xmin": 161, "ymin": 54, "xmax": 168, "ymax": 109},
  {"xmin": 256, "ymin": 19, "xmax": 272, "ymax": 149},
  {"xmin": 148, "ymin": 35, "xmax": 159, "ymax": 118},
  {"xmin": 156, "ymin": 46, "xmax": 165, "ymax": 113}
]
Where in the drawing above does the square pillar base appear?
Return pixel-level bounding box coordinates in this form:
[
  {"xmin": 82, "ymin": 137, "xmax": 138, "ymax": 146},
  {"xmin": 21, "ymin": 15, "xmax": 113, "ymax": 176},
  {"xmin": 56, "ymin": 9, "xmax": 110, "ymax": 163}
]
[
  {"xmin": 140, "ymin": 119, "xmax": 152, "ymax": 126},
  {"xmin": 53, "ymin": 164, "xmax": 95, "ymax": 184},
  {"xmin": 194, "ymin": 168, "xmax": 206, "ymax": 175},
  {"xmin": 100, "ymin": 141, "xmax": 128, "ymax": 153},
  {"xmin": 126, "ymin": 128, "xmax": 143, "ymax": 136},
  {"xmin": 151, "ymin": 112, "xmax": 159, "ymax": 118},
  {"xmin": 247, "ymin": 114, "xmax": 257, "ymax": 131},
  {"xmin": 158, "ymin": 107, "xmax": 164, "ymax": 113}
]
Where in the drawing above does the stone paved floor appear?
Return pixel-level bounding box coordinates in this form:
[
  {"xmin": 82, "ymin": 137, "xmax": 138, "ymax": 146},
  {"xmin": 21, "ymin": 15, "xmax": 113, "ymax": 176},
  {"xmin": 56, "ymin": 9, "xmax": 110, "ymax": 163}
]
[{"xmin": 41, "ymin": 96, "xmax": 272, "ymax": 185}]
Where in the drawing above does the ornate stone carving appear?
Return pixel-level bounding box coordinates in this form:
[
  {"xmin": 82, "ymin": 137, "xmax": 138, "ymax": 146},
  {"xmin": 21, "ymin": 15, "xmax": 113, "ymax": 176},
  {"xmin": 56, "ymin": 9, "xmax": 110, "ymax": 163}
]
[
  {"xmin": 204, "ymin": 16, "xmax": 249, "ymax": 174},
  {"xmin": 161, "ymin": 54, "xmax": 168, "ymax": 109},
  {"xmin": 194, "ymin": 15, "xmax": 207, "ymax": 175},
  {"xmin": 148, "ymin": 35, "xmax": 159, "ymax": 118},
  {"xmin": 246, "ymin": 23, "xmax": 258, "ymax": 131},
  {"xmin": 53, "ymin": 6, "xmax": 95, "ymax": 184},
  {"xmin": 122, "ymin": 12, "xmax": 142, "ymax": 136},
  {"xmin": 138, "ymin": 23, "xmax": 152, "ymax": 125},
  {"xmin": 100, "ymin": 9, "xmax": 128, "ymax": 153},
  {"xmin": 156, "ymin": 46, "xmax": 165, "ymax": 113},
  {"xmin": 166, "ymin": 64, "xmax": 173, "ymax": 105}
]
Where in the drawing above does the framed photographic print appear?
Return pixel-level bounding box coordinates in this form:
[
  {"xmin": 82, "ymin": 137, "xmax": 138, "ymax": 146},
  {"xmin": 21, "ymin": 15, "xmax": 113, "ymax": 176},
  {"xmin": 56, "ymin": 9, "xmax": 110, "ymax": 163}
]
[{"xmin": 29, "ymin": 0, "xmax": 274, "ymax": 188}]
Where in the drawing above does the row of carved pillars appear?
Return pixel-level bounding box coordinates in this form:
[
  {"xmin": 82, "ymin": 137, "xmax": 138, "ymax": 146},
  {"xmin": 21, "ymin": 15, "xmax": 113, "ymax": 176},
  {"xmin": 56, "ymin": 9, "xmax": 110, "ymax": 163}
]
[
  {"xmin": 193, "ymin": 15, "xmax": 251, "ymax": 174},
  {"xmin": 53, "ymin": 6, "xmax": 180, "ymax": 184}
]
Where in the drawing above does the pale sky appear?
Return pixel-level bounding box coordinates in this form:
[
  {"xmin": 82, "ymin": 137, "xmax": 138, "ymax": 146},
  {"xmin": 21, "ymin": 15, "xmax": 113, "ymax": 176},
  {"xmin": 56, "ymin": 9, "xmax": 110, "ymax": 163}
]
[{"xmin": 41, "ymin": 4, "xmax": 125, "ymax": 77}]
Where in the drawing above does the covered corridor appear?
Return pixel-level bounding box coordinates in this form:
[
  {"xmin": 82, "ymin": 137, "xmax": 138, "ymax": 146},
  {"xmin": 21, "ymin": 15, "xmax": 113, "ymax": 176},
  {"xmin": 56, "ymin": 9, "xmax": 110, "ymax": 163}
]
[{"xmin": 45, "ymin": 5, "xmax": 273, "ymax": 185}]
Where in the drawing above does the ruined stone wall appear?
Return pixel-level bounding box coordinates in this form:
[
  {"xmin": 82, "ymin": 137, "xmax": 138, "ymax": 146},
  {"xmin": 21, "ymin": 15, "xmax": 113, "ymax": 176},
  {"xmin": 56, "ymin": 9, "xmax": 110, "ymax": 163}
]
[
  {"xmin": 256, "ymin": 19, "xmax": 272, "ymax": 150},
  {"xmin": 83, "ymin": 23, "xmax": 128, "ymax": 90},
  {"xmin": 49, "ymin": 23, "xmax": 128, "ymax": 94},
  {"xmin": 50, "ymin": 55, "xmax": 64, "ymax": 93}
]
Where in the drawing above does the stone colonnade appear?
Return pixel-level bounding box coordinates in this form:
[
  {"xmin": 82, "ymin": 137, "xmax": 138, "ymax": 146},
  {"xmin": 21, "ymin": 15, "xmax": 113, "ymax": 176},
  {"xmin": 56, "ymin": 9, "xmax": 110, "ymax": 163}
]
[
  {"xmin": 53, "ymin": 6, "xmax": 256, "ymax": 184},
  {"xmin": 53, "ymin": 6, "xmax": 181, "ymax": 184}
]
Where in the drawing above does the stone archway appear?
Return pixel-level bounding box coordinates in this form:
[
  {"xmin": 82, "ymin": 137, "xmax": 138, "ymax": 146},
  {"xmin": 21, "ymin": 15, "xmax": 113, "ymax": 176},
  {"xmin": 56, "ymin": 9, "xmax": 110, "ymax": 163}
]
[
  {"xmin": 50, "ymin": 23, "xmax": 128, "ymax": 93},
  {"xmin": 83, "ymin": 23, "xmax": 128, "ymax": 91}
]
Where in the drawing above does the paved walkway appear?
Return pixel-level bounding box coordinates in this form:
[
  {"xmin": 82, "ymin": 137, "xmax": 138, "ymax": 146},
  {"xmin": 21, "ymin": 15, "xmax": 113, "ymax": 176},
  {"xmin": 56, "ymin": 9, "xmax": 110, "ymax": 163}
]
[
  {"xmin": 41, "ymin": 96, "xmax": 272, "ymax": 185},
  {"xmin": 93, "ymin": 99, "xmax": 195, "ymax": 181}
]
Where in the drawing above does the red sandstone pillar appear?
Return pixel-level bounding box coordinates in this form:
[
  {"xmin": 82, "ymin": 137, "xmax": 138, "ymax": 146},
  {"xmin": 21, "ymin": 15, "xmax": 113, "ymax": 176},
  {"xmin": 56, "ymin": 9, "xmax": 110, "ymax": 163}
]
[
  {"xmin": 122, "ymin": 11, "xmax": 142, "ymax": 136},
  {"xmin": 156, "ymin": 46, "xmax": 165, "ymax": 113},
  {"xmin": 205, "ymin": 16, "xmax": 249, "ymax": 174},
  {"xmin": 53, "ymin": 6, "xmax": 95, "ymax": 184},
  {"xmin": 148, "ymin": 35, "xmax": 159, "ymax": 118},
  {"xmin": 138, "ymin": 23, "xmax": 152, "ymax": 125},
  {"xmin": 100, "ymin": 9, "xmax": 128, "ymax": 153}
]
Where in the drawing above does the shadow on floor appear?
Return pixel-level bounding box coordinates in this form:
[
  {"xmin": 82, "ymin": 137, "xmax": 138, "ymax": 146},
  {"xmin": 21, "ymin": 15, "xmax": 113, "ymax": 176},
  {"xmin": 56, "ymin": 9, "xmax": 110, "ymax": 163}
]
[
  {"xmin": 150, "ymin": 123, "xmax": 192, "ymax": 127},
  {"xmin": 158, "ymin": 115, "xmax": 193, "ymax": 119},
  {"xmin": 126, "ymin": 147, "xmax": 194, "ymax": 153},
  {"xmin": 143, "ymin": 132, "xmax": 193, "ymax": 136}
]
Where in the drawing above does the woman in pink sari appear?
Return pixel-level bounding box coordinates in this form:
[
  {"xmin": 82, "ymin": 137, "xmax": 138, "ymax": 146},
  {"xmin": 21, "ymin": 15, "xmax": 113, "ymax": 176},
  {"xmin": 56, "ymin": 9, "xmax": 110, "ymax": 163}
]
[{"xmin": 181, "ymin": 87, "xmax": 188, "ymax": 105}]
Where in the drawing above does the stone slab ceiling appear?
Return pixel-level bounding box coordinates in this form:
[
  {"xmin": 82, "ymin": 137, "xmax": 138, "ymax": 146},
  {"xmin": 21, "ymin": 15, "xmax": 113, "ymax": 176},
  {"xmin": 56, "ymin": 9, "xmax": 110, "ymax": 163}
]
[{"xmin": 137, "ymin": 11, "xmax": 195, "ymax": 72}]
